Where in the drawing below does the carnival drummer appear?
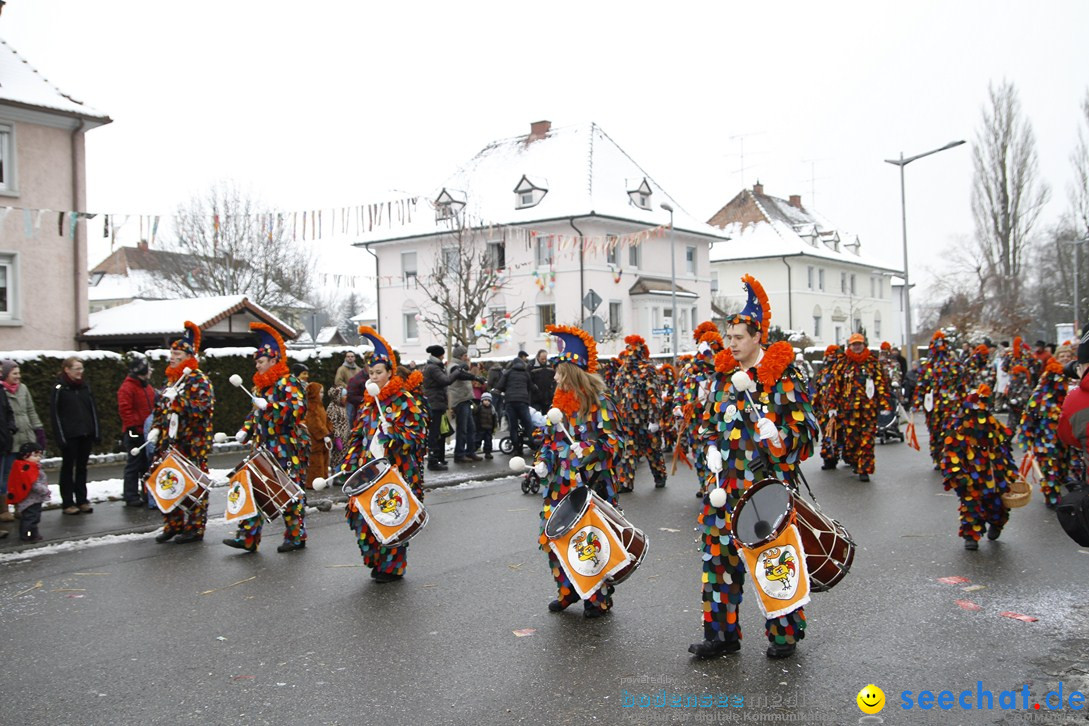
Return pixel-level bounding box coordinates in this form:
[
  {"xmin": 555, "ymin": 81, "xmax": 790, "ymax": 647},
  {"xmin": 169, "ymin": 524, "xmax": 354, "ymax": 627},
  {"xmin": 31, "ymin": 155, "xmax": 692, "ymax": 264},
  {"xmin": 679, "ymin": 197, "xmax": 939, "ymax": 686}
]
[
  {"xmin": 691, "ymin": 275, "xmax": 818, "ymax": 660},
  {"xmin": 151, "ymin": 321, "xmax": 215, "ymax": 544},
  {"xmin": 223, "ymin": 323, "xmax": 309, "ymax": 553},
  {"xmin": 338, "ymin": 327, "xmax": 427, "ymax": 583}
]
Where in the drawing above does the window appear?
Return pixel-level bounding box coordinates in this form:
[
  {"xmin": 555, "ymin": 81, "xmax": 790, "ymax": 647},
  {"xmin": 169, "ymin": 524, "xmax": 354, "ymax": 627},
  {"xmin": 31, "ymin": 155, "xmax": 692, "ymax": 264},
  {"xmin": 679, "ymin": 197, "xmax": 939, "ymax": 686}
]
[
  {"xmin": 627, "ymin": 178, "xmax": 653, "ymax": 210},
  {"xmin": 606, "ymin": 235, "xmax": 618, "ymax": 266},
  {"xmin": 850, "ymin": 274, "xmax": 856, "ymax": 295},
  {"xmin": 840, "ymin": 272, "xmax": 847, "ymax": 293},
  {"xmin": 807, "ymin": 266, "xmax": 814, "ymax": 290},
  {"xmin": 536, "ymin": 238, "xmax": 553, "ymax": 267},
  {"xmin": 818, "ymin": 268, "xmax": 825, "ymax": 291},
  {"xmin": 486, "ymin": 241, "xmax": 506, "ymax": 270},
  {"xmin": 853, "ymin": 314, "xmax": 862, "ymax": 333},
  {"xmin": 710, "ymin": 273, "xmax": 718, "ymax": 293},
  {"xmin": 870, "ymin": 276, "xmax": 876, "ymax": 298},
  {"xmin": 628, "ymin": 243, "xmax": 641, "ymax": 269},
  {"xmin": 441, "ymin": 247, "xmax": 461, "ymax": 275},
  {"xmin": 0, "ymin": 123, "xmax": 12, "ymax": 193},
  {"xmin": 663, "ymin": 307, "xmax": 673, "ymax": 331},
  {"xmin": 608, "ymin": 301, "xmax": 622, "ymax": 333},
  {"xmin": 685, "ymin": 246, "xmax": 696, "ymax": 275},
  {"xmin": 874, "ymin": 312, "xmax": 882, "ymax": 337},
  {"xmin": 520, "ymin": 192, "xmax": 534, "ymax": 206},
  {"xmin": 490, "ymin": 306, "xmax": 508, "ymax": 332},
  {"xmin": 513, "ymin": 175, "xmax": 548, "ymax": 209},
  {"xmin": 691, "ymin": 306, "xmax": 698, "ymax": 331},
  {"xmin": 0, "ymin": 253, "xmax": 15, "ymax": 320},
  {"xmin": 403, "ymin": 312, "xmax": 419, "ymax": 341},
  {"xmin": 537, "ymin": 303, "xmax": 556, "ymax": 334},
  {"xmin": 401, "ymin": 251, "xmax": 417, "ymax": 284},
  {"xmin": 812, "ymin": 305, "xmax": 822, "ymax": 338}
]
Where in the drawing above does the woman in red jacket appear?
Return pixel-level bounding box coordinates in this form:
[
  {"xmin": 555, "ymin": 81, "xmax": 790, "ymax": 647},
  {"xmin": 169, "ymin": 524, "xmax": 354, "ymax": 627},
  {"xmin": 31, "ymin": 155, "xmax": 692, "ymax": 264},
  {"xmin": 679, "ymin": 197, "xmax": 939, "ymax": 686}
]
[{"xmin": 117, "ymin": 356, "xmax": 157, "ymax": 507}]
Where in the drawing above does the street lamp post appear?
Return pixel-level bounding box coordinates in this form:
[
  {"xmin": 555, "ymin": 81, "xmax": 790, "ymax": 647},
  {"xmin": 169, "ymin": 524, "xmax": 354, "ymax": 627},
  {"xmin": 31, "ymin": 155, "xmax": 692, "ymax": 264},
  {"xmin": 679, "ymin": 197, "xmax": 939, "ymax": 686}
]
[
  {"xmin": 660, "ymin": 202, "xmax": 678, "ymax": 362},
  {"xmin": 884, "ymin": 140, "xmax": 966, "ymax": 369},
  {"xmin": 1065, "ymin": 238, "xmax": 1088, "ymax": 336}
]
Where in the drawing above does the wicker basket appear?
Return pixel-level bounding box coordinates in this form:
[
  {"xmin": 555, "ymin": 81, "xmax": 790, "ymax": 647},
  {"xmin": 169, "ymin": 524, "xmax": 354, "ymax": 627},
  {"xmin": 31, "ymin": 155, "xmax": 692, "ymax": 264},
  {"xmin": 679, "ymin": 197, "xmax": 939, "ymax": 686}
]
[{"xmin": 1001, "ymin": 475, "xmax": 1032, "ymax": 509}]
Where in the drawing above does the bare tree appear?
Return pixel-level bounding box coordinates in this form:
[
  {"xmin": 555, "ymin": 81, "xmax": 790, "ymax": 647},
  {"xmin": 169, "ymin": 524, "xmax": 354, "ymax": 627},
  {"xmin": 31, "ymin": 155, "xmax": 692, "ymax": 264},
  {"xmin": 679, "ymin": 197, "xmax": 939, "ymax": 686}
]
[
  {"xmin": 969, "ymin": 80, "xmax": 1050, "ymax": 334},
  {"xmin": 1069, "ymin": 88, "xmax": 1089, "ymax": 235},
  {"xmin": 160, "ymin": 182, "xmax": 315, "ymax": 320},
  {"xmin": 414, "ymin": 218, "xmax": 529, "ymax": 351}
]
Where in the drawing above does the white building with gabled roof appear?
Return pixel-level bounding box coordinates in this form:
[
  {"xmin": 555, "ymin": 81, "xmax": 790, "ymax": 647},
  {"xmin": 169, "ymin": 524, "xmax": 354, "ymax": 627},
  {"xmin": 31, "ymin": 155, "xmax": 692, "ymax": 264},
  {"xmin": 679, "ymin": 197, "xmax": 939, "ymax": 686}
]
[
  {"xmin": 707, "ymin": 183, "xmax": 904, "ymax": 348},
  {"xmin": 355, "ymin": 120, "xmax": 730, "ymax": 360}
]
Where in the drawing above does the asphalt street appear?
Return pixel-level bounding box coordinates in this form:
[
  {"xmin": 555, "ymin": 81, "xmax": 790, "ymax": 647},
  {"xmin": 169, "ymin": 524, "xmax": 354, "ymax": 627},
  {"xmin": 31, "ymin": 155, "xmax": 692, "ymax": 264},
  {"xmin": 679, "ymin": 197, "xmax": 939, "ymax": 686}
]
[{"xmin": 1, "ymin": 432, "xmax": 1087, "ymax": 726}]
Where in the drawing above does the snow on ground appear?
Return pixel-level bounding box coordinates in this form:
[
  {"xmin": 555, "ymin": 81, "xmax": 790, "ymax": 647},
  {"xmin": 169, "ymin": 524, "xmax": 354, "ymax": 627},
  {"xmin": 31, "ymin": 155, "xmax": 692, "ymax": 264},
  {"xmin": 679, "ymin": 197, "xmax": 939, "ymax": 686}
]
[{"xmin": 45, "ymin": 468, "xmax": 235, "ymax": 507}]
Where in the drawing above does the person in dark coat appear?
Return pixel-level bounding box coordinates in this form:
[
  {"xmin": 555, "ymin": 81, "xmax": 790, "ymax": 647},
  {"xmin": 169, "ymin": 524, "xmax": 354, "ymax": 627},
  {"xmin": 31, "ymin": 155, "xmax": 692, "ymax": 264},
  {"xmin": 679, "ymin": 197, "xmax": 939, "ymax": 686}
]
[
  {"xmin": 529, "ymin": 349, "xmax": 556, "ymax": 412},
  {"xmin": 498, "ymin": 351, "xmax": 538, "ymax": 457},
  {"xmin": 345, "ymin": 367, "xmax": 369, "ymax": 426},
  {"xmin": 422, "ymin": 345, "xmax": 478, "ymax": 470},
  {"xmin": 50, "ymin": 357, "xmax": 99, "ymax": 515},
  {"xmin": 117, "ymin": 355, "xmax": 157, "ymax": 507}
]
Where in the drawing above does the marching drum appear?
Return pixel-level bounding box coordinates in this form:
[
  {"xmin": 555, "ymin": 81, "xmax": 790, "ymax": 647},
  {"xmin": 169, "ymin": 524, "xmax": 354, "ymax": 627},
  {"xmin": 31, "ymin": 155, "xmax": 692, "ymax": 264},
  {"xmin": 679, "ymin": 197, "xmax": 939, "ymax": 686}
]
[
  {"xmin": 343, "ymin": 457, "xmax": 428, "ymax": 547},
  {"xmin": 731, "ymin": 478, "xmax": 794, "ymax": 549},
  {"xmin": 545, "ymin": 486, "xmax": 648, "ymax": 592},
  {"xmin": 225, "ymin": 450, "xmax": 302, "ymax": 523},
  {"xmin": 142, "ymin": 447, "xmax": 212, "ymax": 515}
]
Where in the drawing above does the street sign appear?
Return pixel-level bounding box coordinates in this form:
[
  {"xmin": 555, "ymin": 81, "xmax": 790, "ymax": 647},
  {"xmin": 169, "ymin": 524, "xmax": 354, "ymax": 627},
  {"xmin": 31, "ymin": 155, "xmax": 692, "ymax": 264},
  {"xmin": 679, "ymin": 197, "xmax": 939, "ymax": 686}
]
[
  {"xmin": 652, "ymin": 327, "xmax": 672, "ymax": 335},
  {"xmin": 583, "ymin": 289, "xmax": 602, "ymax": 313},
  {"xmin": 583, "ymin": 315, "xmax": 607, "ymax": 341}
]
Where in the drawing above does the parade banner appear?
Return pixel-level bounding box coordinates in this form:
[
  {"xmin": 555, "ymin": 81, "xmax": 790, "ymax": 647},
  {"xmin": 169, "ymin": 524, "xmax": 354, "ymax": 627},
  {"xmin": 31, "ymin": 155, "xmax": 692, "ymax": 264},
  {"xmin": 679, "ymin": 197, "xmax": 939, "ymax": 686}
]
[
  {"xmin": 738, "ymin": 523, "xmax": 812, "ymax": 619},
  {"xmin": 548, "ymin": 505, "xmax": 632, "ymax": 600}
]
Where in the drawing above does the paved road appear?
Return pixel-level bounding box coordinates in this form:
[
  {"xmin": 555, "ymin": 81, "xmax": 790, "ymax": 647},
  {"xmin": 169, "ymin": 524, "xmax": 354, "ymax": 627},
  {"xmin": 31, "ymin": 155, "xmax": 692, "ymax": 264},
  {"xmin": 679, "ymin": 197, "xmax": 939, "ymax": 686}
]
[{"xmin": 1, "ymin": 434, "xmax": 1086, "ymax": 725}]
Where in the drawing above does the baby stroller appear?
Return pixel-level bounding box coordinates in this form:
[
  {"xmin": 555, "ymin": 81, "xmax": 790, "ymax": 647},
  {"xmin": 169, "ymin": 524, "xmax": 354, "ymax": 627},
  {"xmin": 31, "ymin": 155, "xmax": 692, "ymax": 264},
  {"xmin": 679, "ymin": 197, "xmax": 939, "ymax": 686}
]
[
  {"xmin": 876, "ymin": 391, "xmax": 905, "ymax": 444},
  {"xmin": 499, "ymin": 406, "xmax": 547, "ymax": 455}
]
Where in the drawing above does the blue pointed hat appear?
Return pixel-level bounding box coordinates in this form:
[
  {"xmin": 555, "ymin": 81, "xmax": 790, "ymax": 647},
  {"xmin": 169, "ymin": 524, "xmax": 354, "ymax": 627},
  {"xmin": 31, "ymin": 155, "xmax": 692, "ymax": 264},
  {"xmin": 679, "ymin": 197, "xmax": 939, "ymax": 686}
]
[
  {"xmin": 251, "ymin": 322, "xmax": 286, "ymax": 360},
  {"xmin": 546, "ymin": 324, "xmax": 598, "ymax": 373},
  {"xmin": 726, "ymin": 274, "xmax": 771, "ymax": 344},
  {"xmin": 171, "ymin": 321, "xmax": 201, "ymax": 356},
  {"xmin": 358, "ymin": 326, "xmax": 398, "ymax": 369}
]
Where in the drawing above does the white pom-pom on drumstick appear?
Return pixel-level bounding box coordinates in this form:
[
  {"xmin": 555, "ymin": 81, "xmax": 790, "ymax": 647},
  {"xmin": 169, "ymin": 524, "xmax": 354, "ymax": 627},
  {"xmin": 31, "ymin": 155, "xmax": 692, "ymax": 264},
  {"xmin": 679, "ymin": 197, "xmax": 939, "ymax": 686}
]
[
  {"xmin": 229, "ymin": 373, "xmax": 267, "ymax": 410},
  {"xmin": 730, "ymin": 370, "xmax": 756, "ymax": 393},
  {"xmin": 229, "ymin": 374, "xmax": 244, "ymax": 387},
  {"xmin": 365, "ymin": 380, "xmax": 381, "ymax": 397},
  {"xmin": 708, "ymin": 487, "xmax": 728, "ymax": 508},
  {"xmin": 546, "ymin": 408, "xmax": 564, "ymax": 425},
  {"xmin": 313, "ymin": 477, "xmax": 328, "ymax": 491},
  {"xmin": 213, "ymin": 432, "xmax": 228, "ymax": 444},
  {"xmin": 509, "ymin": 456, "xmax": 527, "ymax": 471}
]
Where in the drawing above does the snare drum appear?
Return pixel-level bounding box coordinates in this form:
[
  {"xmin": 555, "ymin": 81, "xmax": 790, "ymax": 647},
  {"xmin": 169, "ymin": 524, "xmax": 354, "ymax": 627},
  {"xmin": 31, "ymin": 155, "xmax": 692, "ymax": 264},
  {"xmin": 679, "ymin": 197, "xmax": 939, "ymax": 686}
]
[
  {"xmin": 545, "ymin": 486, "xmax": 648, "ymax": 596},
  {"xmin": 343, "ymin": 458, "xmax": 428, "ymax": 546},
  {"xmin": 731, "ymin": 478, "xmax": 794, "ymax": 549},
  {"xmin": 143, "ymin": 447, "xmax": 211, "ymax": 515},
  {"xmin": 225, "ymin": 450, "xmax": 302, "ymax": 523},
  {"xmin": 793, "ymin": 495, "xmax": 855, "ymax": 592}
]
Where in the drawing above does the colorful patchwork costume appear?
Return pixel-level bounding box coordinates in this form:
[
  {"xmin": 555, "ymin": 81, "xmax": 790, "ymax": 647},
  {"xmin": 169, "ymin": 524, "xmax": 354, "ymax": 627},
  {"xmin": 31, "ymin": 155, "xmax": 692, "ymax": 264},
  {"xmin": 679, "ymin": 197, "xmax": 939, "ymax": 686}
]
[
  {"xmin": 1002, "ymin": 337, "xmax": 1039, "ymax": 427},
  {"xmin": 613, "ymin": 335, "xmax": 667, "ymax": 490},
  {"xmin": 940, "ymin": 384, "xmax": 1014, "ymax": 549},
  {"xmin": 816, "ymin": 345, "xmax": 844, "ymax": 469},
  {"xmin": 823, "ymin": 334, "xmax": 889, "ymax": 480},
  {"xmin": 224, "ymin": 323, "xmax": 309, "ymax": 553},
  {"xmin": 911, "ymin": 331, "xmax": 962, "ymax": 468},
  {"xmin": 340, "ymin": 327, "xmax": 428, "ymax": 582},
  {"xmin": 1018, "ymin": 357, "xmax": 1074, "ymax": 508},
  {"xmin": 535, "ymin": 325, "xmax": 624, "ymax": 618},
  {"xmin": 691, "ymin": 275, "xmax": 818, "ymax": 660},
  {"xmin": 152, "ymin": 321, "xmax": 215, "ymax": 543},
  {"xmin": 673, "ymin": 323, "xmax": 723, "ymax": 498}
]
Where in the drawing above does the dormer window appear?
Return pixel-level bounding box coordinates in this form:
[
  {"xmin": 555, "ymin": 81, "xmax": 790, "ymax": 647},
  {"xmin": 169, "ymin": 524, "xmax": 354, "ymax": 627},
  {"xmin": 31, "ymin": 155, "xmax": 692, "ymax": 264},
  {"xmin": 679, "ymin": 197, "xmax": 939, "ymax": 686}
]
[
  {"xmin": 627, "ymin": 178, "xmax": 653, "ymax": 211},
  {"xmin": 434, "ymin": 188, "xmax": 467, "ymax": 222},
  {"xmin": 513, "ymin": 175, "xmax": 548, "ymax": 210}
]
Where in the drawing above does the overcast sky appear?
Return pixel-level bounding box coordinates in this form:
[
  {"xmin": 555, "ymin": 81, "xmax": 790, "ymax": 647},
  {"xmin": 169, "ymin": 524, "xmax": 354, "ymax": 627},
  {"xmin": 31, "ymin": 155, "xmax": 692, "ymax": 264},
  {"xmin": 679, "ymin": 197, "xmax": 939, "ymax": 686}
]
[{"xmin": 2, "ymin": 0, "xmax": 1087, "ymax": 299}]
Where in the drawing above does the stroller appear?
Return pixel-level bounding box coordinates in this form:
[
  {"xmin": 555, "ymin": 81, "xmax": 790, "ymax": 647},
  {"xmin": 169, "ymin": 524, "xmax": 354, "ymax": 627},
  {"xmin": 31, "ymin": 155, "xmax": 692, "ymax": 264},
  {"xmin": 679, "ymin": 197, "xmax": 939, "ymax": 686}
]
[
  {"xmin": 876, "ymin": 390, "xmax": 906, "ymax": 444},
  {"xmin": 499, "ymin": 406, "xmax": 547, "ymax": 455}
]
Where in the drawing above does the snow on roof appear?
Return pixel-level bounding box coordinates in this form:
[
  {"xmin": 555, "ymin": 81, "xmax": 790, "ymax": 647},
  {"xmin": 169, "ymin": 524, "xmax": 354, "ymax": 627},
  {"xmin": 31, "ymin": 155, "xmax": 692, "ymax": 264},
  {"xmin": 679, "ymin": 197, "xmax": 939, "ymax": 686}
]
[
  {"xmin": 0, "ymin": 38, "xmax": 110, "ymax": 123},
  {"xmin": 88, "ymin": 268, "xmax": 166, "ymax": 302},
  {"xmin": 83, "ymin": 295, "xmax": 295, "ymax": 339},
  {"xmin": 357, "ymin": 122, "xmax": 729, "ymax": 244},
  {"xmin": 708, "ymin": 187, "xmax": 901, "ymax": 273}
]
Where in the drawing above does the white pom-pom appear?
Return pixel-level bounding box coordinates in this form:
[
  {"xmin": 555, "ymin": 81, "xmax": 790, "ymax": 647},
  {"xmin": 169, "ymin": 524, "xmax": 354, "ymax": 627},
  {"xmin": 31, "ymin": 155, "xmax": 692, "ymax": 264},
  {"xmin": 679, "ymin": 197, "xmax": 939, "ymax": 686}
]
[
  {"xmin": 731, "ymin": 370, "xmax": 755, "ymax": 392},
  {"xmin": 229, "ymin": 374, "xmax": 243, "ymax": 387},
  {"xmin": 129, "ymin": 447, "xmax": 140, "ymax": 456},
  {"xmin": 213, "ymin": 432, "xmax": 228, "ymax": 444},
  {"xmin": 365, "ymin": 380, "xmax": 381, "ymax": 396},
  {"xmin": 546, "ymin": 408, "xmax": 564, "ymax": 425},
  {"xmin": 509, "ymin": 456, "xmax": 526, "ymax": 471},
  {"xmin": 709, "ymin": 487, "xmax": 728, "ymax": 508},
  {"xmin": 313, "ymin": 477, "xmax": 327, "ymax": 491},
  {"xmin": 255, "ymin": 397, "xmax": 268, "ymax": 410}
]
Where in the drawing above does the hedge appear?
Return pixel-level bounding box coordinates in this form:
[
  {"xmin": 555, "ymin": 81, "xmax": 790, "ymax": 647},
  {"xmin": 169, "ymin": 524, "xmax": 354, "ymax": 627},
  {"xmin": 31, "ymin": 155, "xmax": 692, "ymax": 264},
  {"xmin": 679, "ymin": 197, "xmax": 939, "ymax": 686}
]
[{"xmin": 6, "ymin": 347, "xmax": 360, "ymax": 456}]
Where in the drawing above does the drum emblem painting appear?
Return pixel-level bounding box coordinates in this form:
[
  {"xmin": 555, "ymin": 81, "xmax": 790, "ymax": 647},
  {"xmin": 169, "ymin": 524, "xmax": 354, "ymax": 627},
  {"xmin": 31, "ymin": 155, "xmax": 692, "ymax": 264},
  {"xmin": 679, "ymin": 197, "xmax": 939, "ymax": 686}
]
[
  {"xmin": 155, "ymin": 468, "xmax": 184, "ymax": 499},
  {"xmin": 371, "ymin": 484, "xmax": 409, "ymax": 527},
  {"xmin": 226, "ymin": 480, "xmax": 248, "ymax": 516},
  {"xmin": 569, "ymin": 526, "xmax": 610, "ymax": 576},
  {"xmin": 756, "ymin": 546, "xmax": 800, "ymax": 597}
]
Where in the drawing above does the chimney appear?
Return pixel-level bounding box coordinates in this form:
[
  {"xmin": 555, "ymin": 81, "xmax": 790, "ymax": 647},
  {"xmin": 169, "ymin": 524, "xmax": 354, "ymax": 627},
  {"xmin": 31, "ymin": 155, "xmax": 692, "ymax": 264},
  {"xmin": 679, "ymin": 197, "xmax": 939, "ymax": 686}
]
[
  {"xmin": 788, "ymin": 194, "xmax": 802, "ymax": 209},
  {"xmin": 137, "ymin": 239, "xmax": 149, "ymax": 251},
  {"xmin": 752, "ymin": 181, "xmax": 763, "ymax": 196},
  {"xmin": 528, "ymin": 120, "xmax": 551, "ymax": 141}
]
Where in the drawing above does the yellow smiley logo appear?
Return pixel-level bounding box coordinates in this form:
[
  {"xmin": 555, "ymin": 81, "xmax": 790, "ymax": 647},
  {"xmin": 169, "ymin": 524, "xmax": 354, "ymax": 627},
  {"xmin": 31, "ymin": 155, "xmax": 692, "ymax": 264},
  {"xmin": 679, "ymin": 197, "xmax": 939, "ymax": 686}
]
[{"xmin": 856, "ymin": 684, "xmax": 885, "ymax": 714}]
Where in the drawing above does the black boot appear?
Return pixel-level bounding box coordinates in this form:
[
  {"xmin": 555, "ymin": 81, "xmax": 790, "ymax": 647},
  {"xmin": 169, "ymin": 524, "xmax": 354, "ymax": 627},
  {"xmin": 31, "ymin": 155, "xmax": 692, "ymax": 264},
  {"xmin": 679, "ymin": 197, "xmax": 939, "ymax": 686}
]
[
  {"xmin": 859, "ymin": 474, "xmax": 870, "ymax": 482},
  {"xmin": 986, "ymin": 523, "xmax": 1001, "ymax": 541},
  {"xmin": 821, "ymin": 459, "xmax": 837, "ymax": 470},
  {"xmin": 223, "ymin": 537, "xmax": 256, "ymax": 553},
  {"xmin": 766, "ymin": 643, "xmax": 796, "ymax": 659},
  {"xmin": 276, "ymin": 540, "xmax": 306, "ymax": 553},
  {"xmin": 964, "ymin": 538, "xmax": 979, "ymax": 550},
  {"xmin": 155, "ymin": 530, "xmax": 177, "ymax": 544},
  {"xmin": 688, "ymin": 639, "xmax": 740, "ymax": 659},
  {"xmin": 174, "ymin": 532, "xmax": 203, "ymax": 544}
]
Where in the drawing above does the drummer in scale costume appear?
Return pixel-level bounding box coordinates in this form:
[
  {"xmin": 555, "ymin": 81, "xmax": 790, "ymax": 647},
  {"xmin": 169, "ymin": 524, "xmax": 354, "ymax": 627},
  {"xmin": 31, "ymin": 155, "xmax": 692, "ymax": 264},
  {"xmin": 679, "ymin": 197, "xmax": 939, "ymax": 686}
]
[
  {"xmin": 150, "ymin": 321, "xmax": 215, "ymax": 544},
  {"xmin": 691, "ymin": 275, "xmax": 819, "ymax": 660},
  {"xmin": 338, "ymin": 327, "xmax": 427, "ymax": 583},
  {"xmin": 223, "ymin": 323, "xmax": 310, "ymax": 554},
  {"xmin": 534, "ymin": 325, "xmax": 624, "ymax": 619}
]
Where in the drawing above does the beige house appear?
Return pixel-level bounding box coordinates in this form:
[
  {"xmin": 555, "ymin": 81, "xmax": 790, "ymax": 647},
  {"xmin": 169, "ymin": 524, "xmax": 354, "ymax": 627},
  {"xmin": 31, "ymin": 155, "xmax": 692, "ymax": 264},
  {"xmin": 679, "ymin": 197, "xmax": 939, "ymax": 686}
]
[{"xmin": 0, "ymin": 38, "xmax": 111, "ymax": 349}]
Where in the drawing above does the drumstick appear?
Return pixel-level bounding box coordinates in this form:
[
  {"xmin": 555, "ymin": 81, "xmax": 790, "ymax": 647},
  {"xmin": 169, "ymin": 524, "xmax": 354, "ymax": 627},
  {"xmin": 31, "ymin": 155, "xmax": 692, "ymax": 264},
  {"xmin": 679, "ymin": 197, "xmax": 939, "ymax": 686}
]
[
  {"xmin": 365, "ymin": 381, "xmax": 388, "ymax": 423},
  {"xmin": 229, "ymin": 374, "xmax": 268, "ymax": 410},
  {"xmin": 312, "ymin": 470, "xmax": 349, "ymax": 491}
]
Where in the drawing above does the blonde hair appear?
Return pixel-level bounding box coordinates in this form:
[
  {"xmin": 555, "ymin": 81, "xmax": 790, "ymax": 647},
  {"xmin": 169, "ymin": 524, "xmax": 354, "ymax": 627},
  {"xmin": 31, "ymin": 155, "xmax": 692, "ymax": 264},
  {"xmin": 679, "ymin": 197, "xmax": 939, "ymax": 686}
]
[{"xmin": 555, "ymin": 362, "xmax": 605, "ymax": 417}]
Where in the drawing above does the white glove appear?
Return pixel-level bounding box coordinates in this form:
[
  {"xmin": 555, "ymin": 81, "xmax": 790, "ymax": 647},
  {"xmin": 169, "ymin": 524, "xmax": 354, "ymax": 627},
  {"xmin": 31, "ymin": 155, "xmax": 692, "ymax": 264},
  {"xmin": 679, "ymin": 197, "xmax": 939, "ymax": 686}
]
[
  {"xmin": 571, "ymin": 442, "xmax": 585, "ymax": 459},
  {"xmin": 235, "ymin": 429, "xmax": 247, "ymax": 444},
  {"xmin": 533, "ymin": 461, "xmax": 548, "ymax": 478},
  {"xmin": 369, "ymin": 435, "xmax": 386, "ymax": 460},
  {"xmin": 756, "ymin": 418, "xmax": 781, "ymax": 444},
  {"xmin": 254, "ymin": 397, "xmax": 269, "ymax": 411},
  {"xmin": 706, "ymin": 446, "xmax": 723, "ymax": 473},
  {"xmin": 673, "ymin": 405, "xmax": 683, "ymax": 419},
  {"xmin": 827, "ymin": 409, "xmax": 837, "ymax": 418},
  {"xmin": 146, "ymin": 428, "xmax": 160, "ymax": 444},
  {"xmin": 380, "ymin": 420, "xmax": 392, "ymax": 436},
  {"xmin": 648, "ymin": 422, "xmax": 660, "ymax": 433},
  {"xmin": 162, "ymin": 387, "xmax": 178, "ymax": 401}
]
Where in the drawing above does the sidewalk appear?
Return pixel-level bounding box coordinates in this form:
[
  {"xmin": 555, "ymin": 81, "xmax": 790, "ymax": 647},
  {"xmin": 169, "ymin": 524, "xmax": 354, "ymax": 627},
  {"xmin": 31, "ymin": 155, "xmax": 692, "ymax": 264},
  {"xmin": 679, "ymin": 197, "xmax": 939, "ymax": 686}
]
[{"xmin": 0, "ymin": 450, "xmax": 518, "ymax": 554}]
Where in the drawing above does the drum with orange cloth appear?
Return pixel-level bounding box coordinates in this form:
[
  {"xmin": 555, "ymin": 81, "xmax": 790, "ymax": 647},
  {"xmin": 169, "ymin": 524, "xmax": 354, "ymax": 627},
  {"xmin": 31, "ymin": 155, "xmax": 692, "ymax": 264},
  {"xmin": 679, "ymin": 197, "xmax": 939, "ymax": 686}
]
[
  {"xmin": 544, "ymin": 485, "xmax": 648, "ymax": 599},
  {"xmin": 143, "ymin": 447, "xmax": 212, "ymax": 515},
  {"xmin": 224, "ymin": 449, "xmax": 302, "ymax": 523},
  {"xmin": 343, "ymin": 457, "xmax": 428, "ymax": 546}
]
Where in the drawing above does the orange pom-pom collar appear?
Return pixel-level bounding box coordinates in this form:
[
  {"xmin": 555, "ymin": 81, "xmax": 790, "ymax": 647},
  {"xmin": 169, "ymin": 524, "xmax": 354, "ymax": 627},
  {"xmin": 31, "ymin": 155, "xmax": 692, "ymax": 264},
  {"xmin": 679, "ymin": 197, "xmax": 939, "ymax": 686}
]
[
  {"xmin": 551, "ymin": 387, "xmax": 580, "ymax": 417},
  {"xmin": 404, "ymin": 370, "xmax": 423, "ymax": 392},
  {"xmin": 713, "ymin": 341, "xmax": 794, "ymax": 388},
  {"xmin": 253, "ymin": 358, "xmax": 290, "ymax": 390},
  {"xmin": 165, "ymin": 357, "xmax": 200, "ymax": 383},
  {"xmin": 844, "ymin": 347, "xmax": 873, "ymax": 364},
  {"xmin": 364, "ymin": 375, "xmax": 404, "ymax": 403}
]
